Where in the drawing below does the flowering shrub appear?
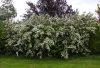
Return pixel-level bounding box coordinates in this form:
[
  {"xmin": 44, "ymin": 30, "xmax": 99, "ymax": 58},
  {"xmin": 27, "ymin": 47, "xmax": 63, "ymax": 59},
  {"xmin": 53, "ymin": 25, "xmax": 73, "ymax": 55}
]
[{"xmin": 6, "ymin": 13, "xmax": 97, "ymax": 59}]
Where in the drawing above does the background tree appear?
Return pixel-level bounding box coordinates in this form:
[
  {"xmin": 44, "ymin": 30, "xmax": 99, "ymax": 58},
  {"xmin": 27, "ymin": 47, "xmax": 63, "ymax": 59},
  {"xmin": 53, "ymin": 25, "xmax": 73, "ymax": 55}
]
[
  {"xmin": 0, "ymin": 0, "xmax": 17, "ymax": 20},
  {"xmin": 96, "ymin": 0, "xmax": 100, "ymax": 21},
  {"xmin": 24, "ymin": 0, "xmax": 75, "ymax": 19},
  {"xmin": 0, "ymin": 0, "xmax": 17, "ymax": 54}
]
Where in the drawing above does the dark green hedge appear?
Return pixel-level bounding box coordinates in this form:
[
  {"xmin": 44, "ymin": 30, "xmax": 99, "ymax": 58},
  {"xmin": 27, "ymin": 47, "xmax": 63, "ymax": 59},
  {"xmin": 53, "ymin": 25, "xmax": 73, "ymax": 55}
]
[
  {"xmin": 0, "ymin": 21, "xmax": 6, "ymax": 54},
  {"xmin": 89, "ymin": 24, "xmax": 100, "ymax": 54}
]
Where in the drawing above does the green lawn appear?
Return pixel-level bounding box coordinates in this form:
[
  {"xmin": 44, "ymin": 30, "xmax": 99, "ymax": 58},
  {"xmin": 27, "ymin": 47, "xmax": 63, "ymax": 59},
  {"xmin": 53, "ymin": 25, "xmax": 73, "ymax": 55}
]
[{"xmin": 0, "ymin": 55, "xmax": 100, "ymax": 68}]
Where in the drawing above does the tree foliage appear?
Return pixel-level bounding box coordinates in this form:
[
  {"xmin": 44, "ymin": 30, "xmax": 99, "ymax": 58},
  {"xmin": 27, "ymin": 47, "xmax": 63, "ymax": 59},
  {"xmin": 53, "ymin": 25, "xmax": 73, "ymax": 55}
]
[
  {"xmin": 96, "ymin": 1, "xmax": 100, "ymax": 21},
  {"xmin": 89, "ymin": 24, "xmax": 100, "ymax": 54},
  {"xmin": 6, "ymin": 13, "xmax": 97, "ymax": 59},
  {"xmin": 0, "ymin": 0, "xmax": 17, "ymax": 20},
  {"xmin": 0, "ymin": 0, "xmax": 17, "ymax": 54},
  {"xmin": 24, "ymin": 0, "xmax": 75, "ymax": 19},
  {"xmin": 0, "ymin": 20, "xmax": 7, "ymax": 54}
]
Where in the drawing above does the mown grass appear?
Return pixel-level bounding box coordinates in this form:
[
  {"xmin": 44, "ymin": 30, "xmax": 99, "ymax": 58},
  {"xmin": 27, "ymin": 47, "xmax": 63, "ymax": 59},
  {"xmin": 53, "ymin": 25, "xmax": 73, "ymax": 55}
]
[{"xmin": 0, "ymin": 55, "xmax": 100, "ymax": 68}]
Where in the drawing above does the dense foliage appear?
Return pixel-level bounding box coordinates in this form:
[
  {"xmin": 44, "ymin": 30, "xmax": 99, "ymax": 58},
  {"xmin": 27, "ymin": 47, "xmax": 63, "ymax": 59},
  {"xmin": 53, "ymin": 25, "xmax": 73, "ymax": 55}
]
[
  {"xmin": 0, "ymin": 0, "xmax": 17, "ymax": 20},
  {"xmin": 89, "ymin": 24, "xmax": 100, "ymax": 54},
  {"xmin": 24, "ymin": 0, "xmax": 75, "ymax": 19},
  {"xmin": 96, "ymin": 1, "xmax": 100, "ymax": 21},
  {"xmin": 5, "ymin": 13, "xmax": 97, "ymax": 59},
  {"xmin": 0, "ymin": 0, "xmax": 16, "ymax": 54},
  {"xmin": 0, "ymin": 20, "xmax": 7, "ymax": 54}
]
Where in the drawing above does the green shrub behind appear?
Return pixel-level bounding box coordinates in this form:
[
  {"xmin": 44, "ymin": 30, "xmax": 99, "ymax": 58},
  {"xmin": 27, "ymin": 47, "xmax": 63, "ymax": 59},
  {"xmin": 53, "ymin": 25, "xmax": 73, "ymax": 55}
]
[
  {"xmin": 0, "ymin": 20, "xmax": 7, "ymax": 54},
  {"xmin": 89, "ymin": 24, "xmax": 100, "ymax": 54}
]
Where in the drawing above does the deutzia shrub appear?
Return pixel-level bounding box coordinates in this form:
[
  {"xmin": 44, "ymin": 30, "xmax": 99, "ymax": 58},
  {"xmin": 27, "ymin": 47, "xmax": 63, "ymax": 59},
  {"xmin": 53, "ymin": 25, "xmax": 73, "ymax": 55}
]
[{"xmin": 6, "ymin": 13, "xmax": 97, "ymax": 59}]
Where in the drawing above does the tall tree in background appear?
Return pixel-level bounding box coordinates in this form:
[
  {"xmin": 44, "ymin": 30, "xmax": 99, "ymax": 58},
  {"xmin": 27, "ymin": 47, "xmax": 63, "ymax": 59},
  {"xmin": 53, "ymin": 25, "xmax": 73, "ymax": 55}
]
[
  {"xmin": 0, "ymin": 0, "xmax": 17, "ymax": 20},
  {"xmin": 0, "ymin": 0, "xmax": 17, "ymax": 54},
  {"xmin": 96, "ymin": 0, "xmax": 100, "ymax": 21},
  {"xmin": 24, "ymin": 0, "xmax": 75, "ymax": 19}
]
